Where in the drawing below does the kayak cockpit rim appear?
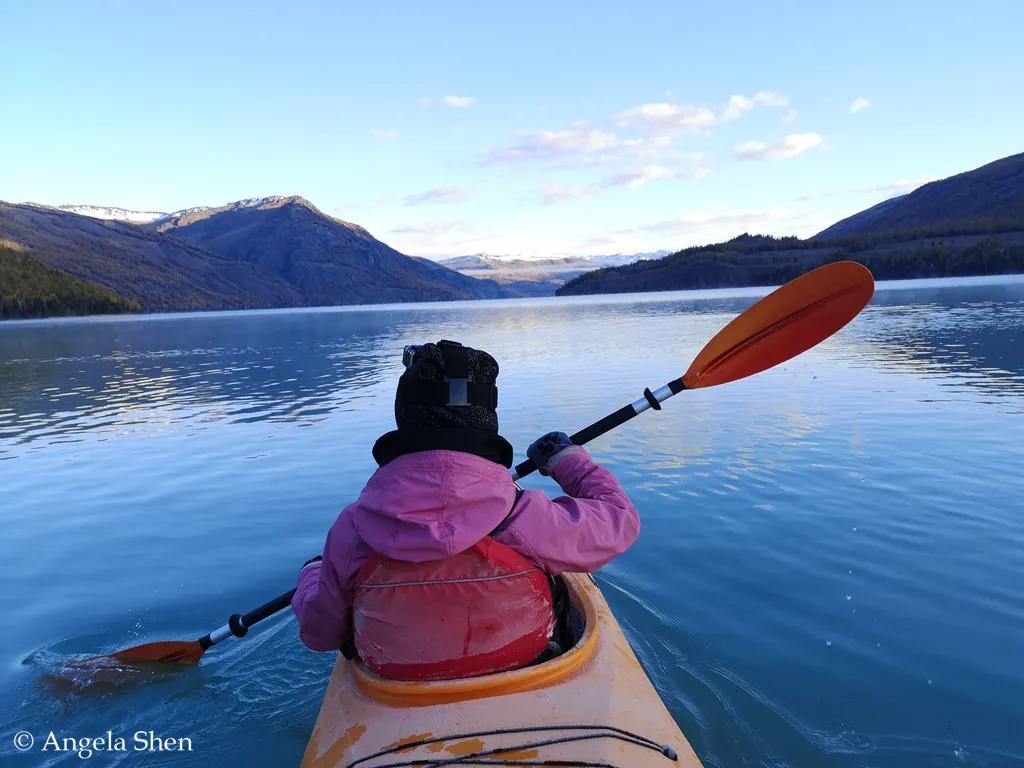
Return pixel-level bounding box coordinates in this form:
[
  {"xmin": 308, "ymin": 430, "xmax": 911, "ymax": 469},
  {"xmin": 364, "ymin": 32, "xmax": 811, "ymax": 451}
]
[{"xmin": 352, "ymin": 572, "xmax": 601, "ymax": 707}]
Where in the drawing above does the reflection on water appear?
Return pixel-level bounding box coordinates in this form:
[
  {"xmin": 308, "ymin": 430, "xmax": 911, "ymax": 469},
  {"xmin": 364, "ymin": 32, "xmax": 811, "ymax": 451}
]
[
  {"xmin": 3, "ymin": 278, "xmax": 1022, "ymax": 457},
  {"xmin": 0, "ymin": 313, "xmax": 403, "ymax": 457},
  {"xmin": 1, "ymin": 275, "xmax": 1023, "ymax": 768},
  {"xmin": 852, "ymin": 282, "xmax": 1024, "ymax": 405}
]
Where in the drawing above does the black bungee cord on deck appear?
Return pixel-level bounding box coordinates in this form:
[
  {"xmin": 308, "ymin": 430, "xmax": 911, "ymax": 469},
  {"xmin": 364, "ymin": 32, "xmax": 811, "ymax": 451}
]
[
  {"xmin": 374, "ymin": 761, "xmax": 630, "ymax": 767},
  {"xmin": 343, "ymin": 724, "xmax": 679, "ymax": 768}
]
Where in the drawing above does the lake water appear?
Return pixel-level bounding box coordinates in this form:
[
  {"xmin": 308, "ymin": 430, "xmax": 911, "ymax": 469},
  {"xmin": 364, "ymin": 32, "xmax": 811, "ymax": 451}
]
[{"xmin": 1, "ymin": 276, "xmax": 1022, "ymax": 768}]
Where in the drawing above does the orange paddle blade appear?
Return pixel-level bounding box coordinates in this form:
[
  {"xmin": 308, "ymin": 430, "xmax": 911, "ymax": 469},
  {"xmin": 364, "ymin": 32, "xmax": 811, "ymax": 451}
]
[
  {"xmin": 39, "ymin": 654, "xmax": 189, "ymax": 694},
  {"xmin": 683, "ymin": 261, "xmax": 874, "ymax": 389},
  {"xmin": 109, "ymin": 640, "xmax": 205, "ymax": 665}
]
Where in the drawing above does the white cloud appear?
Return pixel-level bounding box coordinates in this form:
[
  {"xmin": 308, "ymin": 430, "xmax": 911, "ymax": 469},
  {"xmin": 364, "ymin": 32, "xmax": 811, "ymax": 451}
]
[
  {"xmin": 721, "ymin": 90, "xmax": 789, "ymax": 121},
  {"xmin": 849, "ymin": 97, "xmax": 871, "ymax": 114},
  {"xmin": 539, "ymin": 163, "xmax": 708, "ymax": 205},
  {"xmin": 602, "ymin": 166, "xmax": 677, "ymax": 188},
  {"xmin": 373, "ymin": 128, "xmax": 398, "ymax": 140},
  {"xmin": 481, "ymin": 90, "xmax": 789, "ymax": 167},
  {"xmin": 782, "ymin": 108, "xmax": 799, "ymax": 124},
  {"xmin": 402, "ymin": 187, "xmax": 472, "ymax": 206},
  {"xmin": 481, "ymin": 127, "xmax": 701, "ymax": 169},
  {"xmin": 539, "ymin": 186, "xmax": 599, "ymax": 205},
  {"xmin": 601, "ymin": 165, "xmax": 710, "ymax": 189},
  {"xmin": 419, "ymin": 95, "xmax": 475, "ymax": 109},
  {"xmin": 614, "ymin": 102, "xmax": 717, "ymax": 132},
  {"xmin": 617, "ymin": 91, "xmax": 788, "ymax": 131},
  {"xmin": 734, "ymin": 132, "xmax": 823, "ymax": 161},
  {"xmin": 482, "ymin": 128, "xmax": 622, "ymax": 165}
]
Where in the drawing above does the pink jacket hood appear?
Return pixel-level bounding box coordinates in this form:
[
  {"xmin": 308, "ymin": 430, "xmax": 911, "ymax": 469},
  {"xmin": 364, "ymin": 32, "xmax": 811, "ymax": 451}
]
[{"xmin": 349, "ymin": 450, "xmax": 518, "ymax": 562}]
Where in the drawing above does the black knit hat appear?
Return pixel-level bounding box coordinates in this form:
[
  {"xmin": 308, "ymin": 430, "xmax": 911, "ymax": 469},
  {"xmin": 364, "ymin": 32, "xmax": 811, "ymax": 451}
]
[
  {"xmin": 373, "ymin": 340, "xmax": 511, "ymax": 467},
  {"xmin": 395, "ymin": 341, "xmax": 499, "ymax": 433}
]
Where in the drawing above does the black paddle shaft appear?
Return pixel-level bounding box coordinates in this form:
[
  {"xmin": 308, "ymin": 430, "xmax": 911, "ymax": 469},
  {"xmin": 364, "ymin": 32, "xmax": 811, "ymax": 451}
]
[
  {"xmin": 512, "ymin": 378, "xmax": 685, "ymax": 480},
  {"xmin": 243, "ymin": 588, "xmax": 297, "ymax": 627},
  {"xmin": 197, "ymin": 587, "xmax": 298, "ymax": 650}
]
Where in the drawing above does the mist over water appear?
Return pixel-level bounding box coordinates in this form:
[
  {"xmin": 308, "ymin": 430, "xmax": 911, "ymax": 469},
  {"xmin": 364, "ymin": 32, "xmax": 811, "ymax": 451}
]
[{"xmin": 2, "ymin": 276, "xmax": 1022, "ymax": 767}]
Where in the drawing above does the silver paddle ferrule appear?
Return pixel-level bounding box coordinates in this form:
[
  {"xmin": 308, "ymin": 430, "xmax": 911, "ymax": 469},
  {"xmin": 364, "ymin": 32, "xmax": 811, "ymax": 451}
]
[
  {"xmin": 630, "ymin": 383, "xmax": 676, "ymax": 415},
  {"xmin": 208, "ymin": 623, "xmax": 234, "ymax": 645}
]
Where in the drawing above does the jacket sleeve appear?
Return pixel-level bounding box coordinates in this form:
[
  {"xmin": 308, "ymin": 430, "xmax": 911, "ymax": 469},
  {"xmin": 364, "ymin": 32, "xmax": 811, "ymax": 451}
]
[
  {"xmin": 291, "ymin": 510, "xmax": 369, "ymax": 652},
  {"xmin": 494, "ymin": 447, "xmax": 640, "ymax": 574}
]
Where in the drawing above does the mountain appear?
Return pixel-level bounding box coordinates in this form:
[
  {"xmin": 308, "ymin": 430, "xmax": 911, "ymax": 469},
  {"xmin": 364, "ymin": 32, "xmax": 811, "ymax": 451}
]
[
  {"xmin": 58, "ymin": 205, "xmax": 168, "ymax": 225},
  {"xmin": 439, "ymin": 252, "xmax": 663, "ymax": 296},
  {"xmin": 0, "ymin": 202, "xmax": 304, "ymax": 311},
  {"xmin": 0, "ymin": 241, "xmax": 140, "ymax": 318},
  {"xmin": 817, "ymin": 153, "xmax": 1024, "ymax": 238},
  {"xmin": 9, "ymin": 150, "xmax": 1021, "ymax": 316},
  {"xmin": 149, "ymin": 196, "xmax": 507, "ymax": 305},
  {"xmin": 0, "ymin": 196, "xmax": 509, "ymax": 316},
  {"xmin": 560, "ymin": 152, "xmax": 1024, "ymax": 296}
]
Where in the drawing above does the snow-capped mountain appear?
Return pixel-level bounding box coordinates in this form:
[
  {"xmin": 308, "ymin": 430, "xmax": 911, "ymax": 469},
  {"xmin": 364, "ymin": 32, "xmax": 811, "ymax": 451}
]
[
  {"xmin": 439, "ymin": 251, "xmax": 669, "ymax": 296},
  {"xmin": 151, "ymin": 196, "xmax": 327, "ymax": 232},
  {"xmin": 441, "ymin": 251, "xmax": 668, "ymax": 271},
  {"xmin": 56, "ymin": 198, "xmax": 299, "ymax": 228},
  {"xmin": 57, "ymin": 205, "xmax": 168, "ymax": 224}
]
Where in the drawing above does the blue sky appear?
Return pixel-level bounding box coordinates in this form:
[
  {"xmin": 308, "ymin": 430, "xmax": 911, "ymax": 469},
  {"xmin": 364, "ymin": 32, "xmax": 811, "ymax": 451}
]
[{"xmin": 2, "ymin": 1, "xmax": 1022, "ymax": 258}]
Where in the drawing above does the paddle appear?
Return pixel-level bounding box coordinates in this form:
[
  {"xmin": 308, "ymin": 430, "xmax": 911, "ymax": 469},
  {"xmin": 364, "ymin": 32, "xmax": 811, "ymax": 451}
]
[
  {"xmin": 98, "ymin": 260, "xmax": 873, "ymax": 667},
  {"xmin": 107, "ymin": 589, "xmax": 297, "ymax": 665},
  {"xmin": 511, "ymin": 260, "xmax": 875, "ymax": 480}
]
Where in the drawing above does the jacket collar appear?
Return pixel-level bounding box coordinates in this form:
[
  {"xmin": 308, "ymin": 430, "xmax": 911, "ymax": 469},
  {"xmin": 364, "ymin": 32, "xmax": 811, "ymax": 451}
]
[{"xmin": 372, "ymin": 427, "xmax": 514, "ymax": 469}]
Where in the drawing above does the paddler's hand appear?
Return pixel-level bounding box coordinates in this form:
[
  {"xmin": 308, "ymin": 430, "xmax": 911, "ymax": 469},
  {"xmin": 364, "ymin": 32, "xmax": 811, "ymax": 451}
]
[{"xmin": 527, "ymin": 431, "xmax": 575, "ymax": 476}]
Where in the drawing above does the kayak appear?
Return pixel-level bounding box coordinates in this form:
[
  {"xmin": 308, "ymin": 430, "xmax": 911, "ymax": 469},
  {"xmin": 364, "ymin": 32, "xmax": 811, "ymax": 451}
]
[{"xmin": 301, "ymin": 572, "xmax": 703, "ymax": 767}]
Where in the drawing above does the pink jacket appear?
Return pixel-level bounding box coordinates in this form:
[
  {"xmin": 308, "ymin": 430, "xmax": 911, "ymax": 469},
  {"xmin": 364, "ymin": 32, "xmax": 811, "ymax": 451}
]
[{"xmin": 292, "ymin": 447, "xmax": 640, "ymax": 652}]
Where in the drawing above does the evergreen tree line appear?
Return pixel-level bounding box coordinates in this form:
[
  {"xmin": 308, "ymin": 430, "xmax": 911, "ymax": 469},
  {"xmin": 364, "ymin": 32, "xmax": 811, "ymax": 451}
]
[
  {"xmin": 560, "ymin": 232, "xmax": 1024, "ymax": 295},
  {"xmin": 0, "ymin": 245, "xmax": 141, "ymax": 318}
]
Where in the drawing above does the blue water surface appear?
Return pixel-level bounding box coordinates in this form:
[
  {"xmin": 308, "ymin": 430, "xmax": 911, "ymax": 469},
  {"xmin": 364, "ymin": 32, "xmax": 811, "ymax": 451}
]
[{"xmin": 1, "ymin": 276, "xmax": 1022, "ymax": 767}]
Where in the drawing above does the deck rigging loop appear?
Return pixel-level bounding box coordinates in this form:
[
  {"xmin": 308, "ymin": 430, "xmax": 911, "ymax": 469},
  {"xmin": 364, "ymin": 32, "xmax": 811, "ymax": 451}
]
[{"xmin": 343, "ymin": 723, "xmax": 678, "ymax": 768}]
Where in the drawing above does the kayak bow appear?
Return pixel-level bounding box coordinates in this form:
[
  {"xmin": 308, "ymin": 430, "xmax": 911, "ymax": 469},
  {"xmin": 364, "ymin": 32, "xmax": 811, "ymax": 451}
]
[{"xmin": 301, "ymin": 573, "xmax": 703, "ymax": 768}]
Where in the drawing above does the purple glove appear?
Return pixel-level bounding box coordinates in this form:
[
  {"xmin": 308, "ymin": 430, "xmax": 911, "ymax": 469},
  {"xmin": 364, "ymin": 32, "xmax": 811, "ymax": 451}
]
[{"xmin": 527, "ymin": 431, "xmax": 574, "ymax": 475}]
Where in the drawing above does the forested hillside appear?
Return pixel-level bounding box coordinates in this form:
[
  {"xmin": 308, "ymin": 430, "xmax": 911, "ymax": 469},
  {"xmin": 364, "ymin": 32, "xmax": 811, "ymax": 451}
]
[
  {"xmin": 818, "ymin": 152, "xmax": 1024, "ymax": 238},
  {"xmin": 0, "ymin": 243, "xmax": 140, "ymax": 318},
  {"xmin": 560, "ymin": 152, "xmax": 1024, "ymax": 296},
  {"xmin": 559, "ymin": 232, "xmax": 1024, "ymax": 295}
]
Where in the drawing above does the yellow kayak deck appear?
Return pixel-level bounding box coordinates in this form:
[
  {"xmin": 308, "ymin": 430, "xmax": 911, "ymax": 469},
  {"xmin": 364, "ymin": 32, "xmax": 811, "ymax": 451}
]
[{"xmin": 301, "ymin": 573, "xmax": 702, "ymax": 768}]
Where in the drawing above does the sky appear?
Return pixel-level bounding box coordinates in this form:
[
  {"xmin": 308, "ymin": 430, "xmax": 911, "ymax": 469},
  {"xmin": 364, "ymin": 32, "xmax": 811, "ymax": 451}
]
[{"xmin": 2, "ymin": 1, "xmax": 1022, "ymax": 259}]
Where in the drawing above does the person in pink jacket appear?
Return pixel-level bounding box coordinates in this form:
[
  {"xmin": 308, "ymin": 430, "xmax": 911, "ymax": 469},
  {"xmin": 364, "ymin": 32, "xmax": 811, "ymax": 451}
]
[{"xmin": 292, "ymin": 339, "xmax": 640, "ymax": 680}]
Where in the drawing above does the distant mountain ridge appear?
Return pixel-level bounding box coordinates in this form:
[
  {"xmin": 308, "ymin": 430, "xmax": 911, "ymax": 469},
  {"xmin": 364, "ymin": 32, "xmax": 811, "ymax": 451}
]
[
  {"xmin": 818, "ymin": 153, "xmax": 1024, "ymax": 238},
  {"xmin": 560, "ymin": 152, "xmax": 1024, "ymax": 296},
  {"xmin": 440, "ymin": 252, "xmax": 666, "ymax": 296},
  {"xmin": 0, "ymin": 196, "xmax": 509, "ymax": 315},
  {"xmin": 148, "ymin": 196, "xmax": 507, "ymax": 305}
]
